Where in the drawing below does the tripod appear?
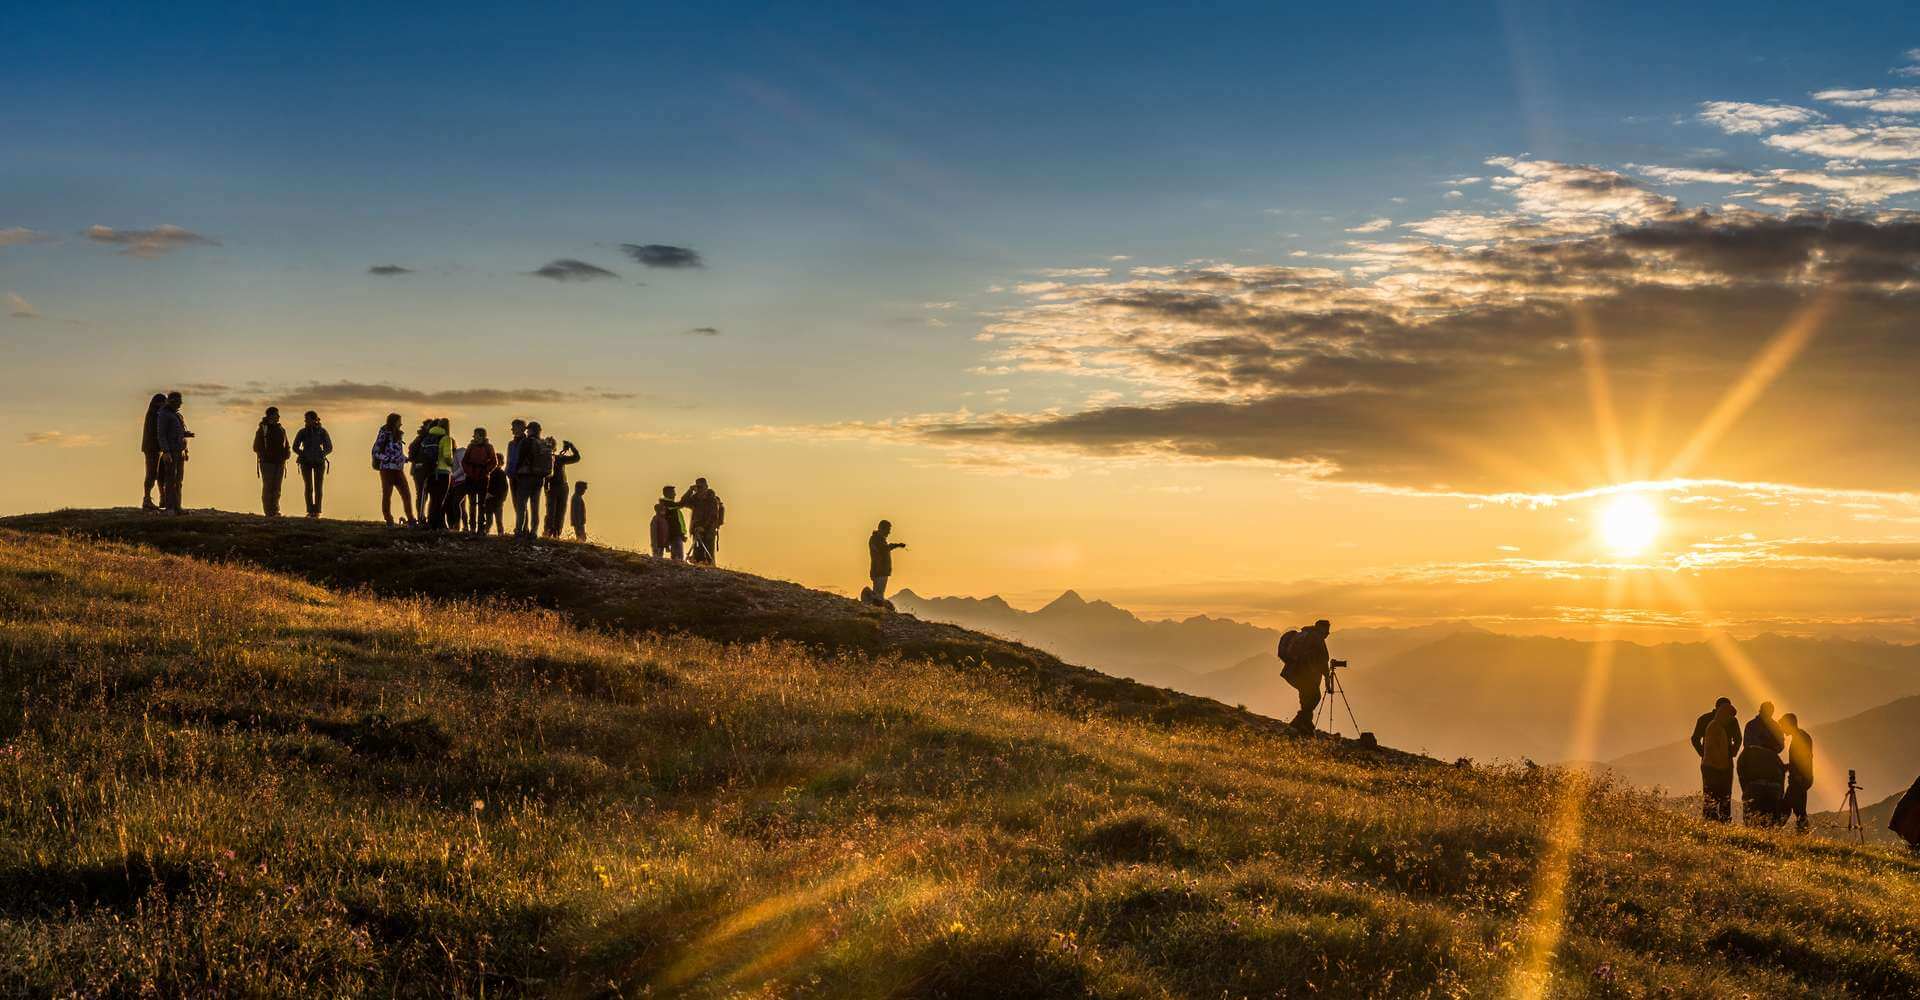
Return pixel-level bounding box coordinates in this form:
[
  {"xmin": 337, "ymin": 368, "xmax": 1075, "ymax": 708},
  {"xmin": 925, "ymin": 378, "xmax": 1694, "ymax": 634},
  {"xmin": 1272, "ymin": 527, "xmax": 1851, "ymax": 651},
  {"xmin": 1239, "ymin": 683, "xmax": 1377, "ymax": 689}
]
[
  {"xmin": 1314, "ymin": 665, "xmax": 1362, "ymax": 737},
  {"xmin": 1843, "ymin": 769, "xmax": 1865, "ymax": 844}
]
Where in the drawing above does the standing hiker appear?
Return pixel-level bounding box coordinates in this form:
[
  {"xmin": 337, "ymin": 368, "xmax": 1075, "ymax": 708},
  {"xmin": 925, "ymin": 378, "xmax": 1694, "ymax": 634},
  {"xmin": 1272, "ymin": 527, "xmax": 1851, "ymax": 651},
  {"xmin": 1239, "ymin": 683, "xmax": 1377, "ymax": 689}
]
[
  {"xmin": 651, "ymin": 485, "xmax": 687, "ymax": 560},
  {"xmin": 155, "ymin": 391, "xmax": 192, "ymax": 514},
  {"xmin": 252, "ymin": 406, "xmax": 291, "ymax": 517},
  {"xmin": 1781, "ymin": 713, "xmax": 1815, "ymax": 833},
  {"xmin": 868, "ymin": 520, "xmax": 906, "ymax": 602},
  {"xmin": 140, "ymin": 393, "xmax": 166, "ymax": 510},
  {"xmin": 292, "ymin": 410, "xmax": 333, "ymax": 518},
  {"xmin": 570, "ymin": 481, "xmax": 588, "ymax": 542},
  {"xmin": 1279, "ymin": 620, "xmax": 1333, "ymax": 733},
  {"xmin": 684, "ymin": 477, "xmax": 724, "ymax": 564},
  {"xmin": 461, "ymin": 428, "xmax": 498, "ymax": 533},
  {"xmin": 1691, "ymin": 697, "xmax": 1741, "ymax": 823},
  {"xmin": 1738, "ymin": 702, "xmax": 1788, "ymax": 826},
  {"xmin": 543, "ymin": 439, "xmax": 580, "ymax": 538},
  {"xmin": 407, "ymin": 418, "xmax": 437, "ymax": 520},
  {"xmin": 372, "ymin": 413, "xmax": 417, "ymax": 526},
  {"xmin": 422, "ymin": 418, "xmax": 454, "ymax": 529},
  {"xmin": 505, "ymin": 419, "xmax": 529, "ymax": 535},
  {"xmin": 513, "ymin": 421, "xmax": 552, "ymax": 538}
]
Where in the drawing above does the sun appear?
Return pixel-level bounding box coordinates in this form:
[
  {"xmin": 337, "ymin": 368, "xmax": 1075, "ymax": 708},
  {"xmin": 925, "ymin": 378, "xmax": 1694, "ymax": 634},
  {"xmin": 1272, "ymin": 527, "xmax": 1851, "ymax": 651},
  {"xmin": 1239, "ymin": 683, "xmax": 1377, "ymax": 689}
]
[{"xmin": 1598, "ymin": 493, "xmax": 1661, "ymax": 556}]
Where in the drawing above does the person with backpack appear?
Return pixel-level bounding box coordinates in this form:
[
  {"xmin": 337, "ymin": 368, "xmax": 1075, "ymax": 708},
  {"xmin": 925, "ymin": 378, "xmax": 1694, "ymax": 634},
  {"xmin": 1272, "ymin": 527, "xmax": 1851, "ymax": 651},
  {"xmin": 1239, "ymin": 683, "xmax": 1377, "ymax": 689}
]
[
  {"xmin": 1278, "ymin": 619, "xmax": 1333, "ymax": 733},
  {"xmin": 684, "ymin": 476, "xmax": 724, "ymax": 564},
  {"xmin": 155, "ymin": 391, "xmax": 192, "ymax": 514},
  {"xmin": 504, "ymin": 419, "xmax": 529, "ymax": 535},
  {"xmin": 868, "ymin": 520, "xmax": 906, "ymax": 601},
  {"xmin": 407, "ymin": 418, "xmax": 437, "ymax": 519},
  {"xmin": 461, "ymin": 427, "xmax": 498, "ymax": 533},
  {"xmin": 1738, "ymin": 702, "xmax": 1788, "ymax": 826},
  {"xmin": 372, "ymin": 413, "xmax": 416, "ymax": 526},
  {"xmin": 543, "ymin": 439, "xmax": 580, "ymax": 538},
  {"xmin": 1780, "ymin": 713, "xmax": 1815, "ymax": 832},
  {"xmin": 252, "ymin": 406, "xmax": 292, "ymax": 516},
  {"xmin": 141, "ymin": 393, "xmax": 166, "ymax": 511},
  {"xmin": 291, "ymin": 410, "xmax": 333, "ymax": 518},
  {"xmin": 651, "ymin": 486, "xmax": 687, "ymax": 560},
  {"xmin": 485, "ymin": 464, "xmax": 509, "ymax": 536},
  {"xmin": 1691, "ymin": 697, "xmax": 1742, "ymax": 823},
  {"xmin": 1891, "ymin": 774, "xmax": 1920, "ymax": 856},
  {"xmin": 513, "ymin": 422, "xmax": 552, "ymax": 538},
  {"xmin": 570, "ymin": 481, "xmax": 588, "ymax": 541},
  {"xmin": 423, "ymin": 418, "xmax": 454, "ymax": 529}
]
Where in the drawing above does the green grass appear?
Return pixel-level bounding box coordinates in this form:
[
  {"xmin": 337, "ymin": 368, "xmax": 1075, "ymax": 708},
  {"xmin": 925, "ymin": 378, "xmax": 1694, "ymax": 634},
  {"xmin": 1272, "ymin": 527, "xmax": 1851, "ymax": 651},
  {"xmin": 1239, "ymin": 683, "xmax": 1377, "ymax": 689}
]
[{"xmin": 0, "ymin": 520, "xmax": 1917, "ymax": 997}]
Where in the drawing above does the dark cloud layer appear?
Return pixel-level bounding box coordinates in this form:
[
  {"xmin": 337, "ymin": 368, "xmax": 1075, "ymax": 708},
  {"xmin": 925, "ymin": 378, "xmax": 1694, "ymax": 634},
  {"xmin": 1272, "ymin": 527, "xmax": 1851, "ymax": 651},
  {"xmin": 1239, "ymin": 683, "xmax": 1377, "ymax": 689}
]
[
  {"xmin": 220, "ymin": 381, "xmax": 634, "ymax": 411},
  {"xmin": 529, "ymin": 259, "xmax": 618, "ymax": 282},
  {"xmin": 897, "ymin": 206, "xmax": 1920, "ymax": 493},
  {"xmin": 621, "ymin": 244, "xmax": 703, "ymax": 268}
]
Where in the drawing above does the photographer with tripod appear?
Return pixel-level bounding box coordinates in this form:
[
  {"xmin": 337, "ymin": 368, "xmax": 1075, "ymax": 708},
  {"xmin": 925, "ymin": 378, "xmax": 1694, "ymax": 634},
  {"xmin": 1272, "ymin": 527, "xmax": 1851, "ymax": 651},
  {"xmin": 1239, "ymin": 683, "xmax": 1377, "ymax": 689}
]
[{"xmin": 1279, "ymin": 619, "xmax": 1342, "ymax": 733}]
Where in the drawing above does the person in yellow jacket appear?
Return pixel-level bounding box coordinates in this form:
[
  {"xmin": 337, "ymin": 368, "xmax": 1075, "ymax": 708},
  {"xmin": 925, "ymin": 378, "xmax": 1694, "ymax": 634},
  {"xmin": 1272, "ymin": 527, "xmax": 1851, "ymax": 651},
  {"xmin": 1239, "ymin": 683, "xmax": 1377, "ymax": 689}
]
[{"xmin": 424, "ymin": 419, "xmax": 454, "ymax": 530}]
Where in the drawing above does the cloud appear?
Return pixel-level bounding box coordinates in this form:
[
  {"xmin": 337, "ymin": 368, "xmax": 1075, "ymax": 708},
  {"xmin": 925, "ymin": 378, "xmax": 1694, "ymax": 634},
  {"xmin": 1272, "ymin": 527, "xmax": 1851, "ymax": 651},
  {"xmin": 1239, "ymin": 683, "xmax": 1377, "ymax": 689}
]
[
  {"xmin": 529, "ymin": 259, "xmax": 618, "ymax": 282},
  {"xmin": 6, "ymin": 293, "xmax": 37, "ymax": 319},
  {"xmin": 800, "ymin": 209, "xmax": 1920, "ymax": 493},
  {"xmin": 1035, "ymin": 266, "xmax": 1112, "ymax": 278},
  {"xmin": 85, "ymin": 224, "xmax": 218, "ymax": 257},
  {"xmin": 367, "ymin": 264, "xmax": 414, "ymax": 276},
  {"xmin": 1486, "ymin": 158, "xmax": 1679, "ymax": 223},
  {"xmin": 1632, "ymin": 165, "xmax": 1762, "ymax": 185},
  {"xmin": 684, "ymin": 326, "xmax": 721, "ymax": 336},
  {"xmin": 1346, "ymin": 217, "xmax": 1393, "ymax": 233},
  {"xmin": 1811, "ymin": 87, "xmax": 1920, "ymax": 113},
  {"xmin": 0, "ymin": 228, "xmax": 52, "ymax": 248},
  {"xmin": 1764, "ymin": 124, "xmax": 1920, "ymax": 161},
  {"xmin": 921, "ymin": 301, "xmax": 958, "ymax": 310},
  {"xmin": 219, "ymin": 381, "xmax": 637, "ymax": 411},
  {"xmin": 1697, "ymin": 100, "xmax": 1821, "ymax": 135},
  {"xmin": 22, "ymin": 431, "xmax": 101, "ymax": 448},
  {"xmin": 1775, "ymin": 541, "xmax": 1920, "ymax": 562},
  {"xmin": 620, "ymin": 244, "xmax": 704, "ymax": 268}
]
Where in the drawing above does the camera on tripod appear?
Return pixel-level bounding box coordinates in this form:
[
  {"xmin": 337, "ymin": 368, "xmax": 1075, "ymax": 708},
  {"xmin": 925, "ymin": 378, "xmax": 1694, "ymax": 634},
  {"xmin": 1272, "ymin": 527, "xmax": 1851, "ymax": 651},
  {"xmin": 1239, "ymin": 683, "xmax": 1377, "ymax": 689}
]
[{"xmin": 1330, "ymin": 659, "xmax": 1348, "ymax": 669}]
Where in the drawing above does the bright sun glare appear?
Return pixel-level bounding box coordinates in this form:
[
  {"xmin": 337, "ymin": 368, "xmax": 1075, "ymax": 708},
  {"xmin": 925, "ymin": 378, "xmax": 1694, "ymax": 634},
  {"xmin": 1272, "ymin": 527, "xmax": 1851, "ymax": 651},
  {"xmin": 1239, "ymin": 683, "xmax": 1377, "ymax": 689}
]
[{"xmin": 1598, "ymin": 493, "xmax": 1661, "ymax": 556}]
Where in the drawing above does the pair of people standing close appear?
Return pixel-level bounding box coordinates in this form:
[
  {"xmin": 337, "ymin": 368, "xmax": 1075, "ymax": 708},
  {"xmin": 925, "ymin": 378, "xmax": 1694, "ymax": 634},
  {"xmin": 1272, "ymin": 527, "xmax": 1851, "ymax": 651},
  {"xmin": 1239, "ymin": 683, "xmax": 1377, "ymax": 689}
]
[
  {"xmin": 251, "ymin": 408, "xmax": 331, "ymax": 517},
  {"xmin": 1691, "ymin": 698, "xmax": 1814, "ymax": 830},
  {"xmin": 144, "ymin": 392, "xmax": 192, "ymax": 513},
  {"xmin": 650, "ymin": 478, "xmax": 724, "ymax": 562}
]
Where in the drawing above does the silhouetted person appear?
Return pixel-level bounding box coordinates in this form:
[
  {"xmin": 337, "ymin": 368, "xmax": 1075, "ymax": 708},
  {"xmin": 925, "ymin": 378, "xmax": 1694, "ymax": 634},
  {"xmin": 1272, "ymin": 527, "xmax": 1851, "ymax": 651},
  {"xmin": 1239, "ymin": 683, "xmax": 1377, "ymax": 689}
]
[
  {"xmin": 513, "ymin": 421, "xmax": 551, "ymax": 538},
  {"xmin": 372, "ymin": 413, "xmax": 417, "ymax": 526},
  {"xmin": 571, "ymin": 481, "xmax": 588, "ymax": 541},
  {"xmin": 543, "ymin": 439, "xmax": 580, "ymax": 538},
  {"xmin": 155, "ymin": 391, "xmax": 192, "ymax": 514},
  {"xmin": 1692, "ymin": 697, "xmax": 1741, "ymax": 823},
  {"xmin": 1892, "ymin": 775, "xmax": 1920, "ymax": 856},
  {"xmin": 407, "ymin": 418, "xmax": 436, "ymax": 520},
  {"xmin": 868, "ymin": 520, "xmax": 906, "ymax": 602},
  {"xmin": 448, "ymin": 441, "xmax": 470, "ymax": 531},
  {"xmin": 1738, "ymin": 701, "xmax": 1787, "ymax": 826},
  {"xmin": 652, "ymin": 486, "xmax": 687, "ymax": 560},
  {"xmin": 485, "ymin": 465, "xmax": 509, "ymax": 536},
  {"xmin": 252, "ymin": 406, "xmax": 291, "ymax": 517},
  {"xmin": 1282, "ymin": 620, "xmax": 1333, "ymax": 733},
  {"xmin": 505, "ymin": 419, "xmax": 529, "ymax": 535},
  {"xmin": 423, "ymin": 418, "xmax": 453, "ymax": 530},
  {"xmin": 462, "ymin": 428, "xmax": 498, "ymax": 533},
  {"xmin": 1781, "ymin": 713, "xmax": 1814, "ymax": 833},
  {"xmin": 291, "ymin": 410, "xmax": 331, "ymax": 517},
  {"xmin": 684, "ymin": 477, "xmax": 724, "ymax": 564},
  {"xmin": 140, "ymin": 393, "xmax": 166, "ymax": 510}
]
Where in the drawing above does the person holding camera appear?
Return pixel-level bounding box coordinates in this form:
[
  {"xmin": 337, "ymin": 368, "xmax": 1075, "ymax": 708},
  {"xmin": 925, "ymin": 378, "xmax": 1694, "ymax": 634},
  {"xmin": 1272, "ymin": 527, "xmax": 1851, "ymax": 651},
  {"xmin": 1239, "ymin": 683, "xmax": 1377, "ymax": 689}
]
[
  {"xmin": 542, "ymin": 438, "xmax": 581, "ymax": 538},
  {"xmin": 1279, "ymin": 619, "xmax": 1336, "ymax": 733}
]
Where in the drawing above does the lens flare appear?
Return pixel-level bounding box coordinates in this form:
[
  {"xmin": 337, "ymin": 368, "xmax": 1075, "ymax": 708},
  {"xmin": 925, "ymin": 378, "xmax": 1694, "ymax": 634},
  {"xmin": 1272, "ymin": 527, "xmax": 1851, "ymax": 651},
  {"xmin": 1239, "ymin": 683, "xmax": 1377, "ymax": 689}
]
[{"xmin": 1598, "ymin": 494, "xmax": 1660, "ymax": 556}]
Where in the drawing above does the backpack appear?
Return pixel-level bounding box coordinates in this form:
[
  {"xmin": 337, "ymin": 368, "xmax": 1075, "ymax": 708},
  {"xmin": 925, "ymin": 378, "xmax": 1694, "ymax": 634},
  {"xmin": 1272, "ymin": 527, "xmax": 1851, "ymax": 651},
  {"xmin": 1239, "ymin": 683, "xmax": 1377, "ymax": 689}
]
[
  {"xmin": 1277, "ymin": 629, "xmax": 1300, "ymax": 681},
  {"xmin": 714, "ymin": 499, "xmax": 725, "ymax": 528}
]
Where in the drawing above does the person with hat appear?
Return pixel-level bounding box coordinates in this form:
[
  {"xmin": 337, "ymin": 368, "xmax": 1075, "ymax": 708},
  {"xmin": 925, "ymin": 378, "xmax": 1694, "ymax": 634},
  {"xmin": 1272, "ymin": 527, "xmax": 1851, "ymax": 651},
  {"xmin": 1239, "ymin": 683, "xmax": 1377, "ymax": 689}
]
[
  {"xmin": 252, "ymin": 406, "xmax": 291, "ymax": 516},
  {"xmin": 1283, "ymin": 620, "xmax": 1335, "ymax": 732},
  {"xmin": 867, "ymin": 520, "xmax": 907, "ymax": 603},
  {"xmin": 684, "ymin": 476, "xmax": 724, "ymax": 564}
]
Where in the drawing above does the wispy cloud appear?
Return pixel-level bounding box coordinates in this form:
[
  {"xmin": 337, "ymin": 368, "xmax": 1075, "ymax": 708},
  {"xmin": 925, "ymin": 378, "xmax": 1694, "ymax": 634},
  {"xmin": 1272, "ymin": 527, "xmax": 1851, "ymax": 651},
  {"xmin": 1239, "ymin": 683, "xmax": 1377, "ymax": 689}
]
[
  {"xmin": 1764, "ymin": 124, "xmax": 1920, "ymax": 161},
  {"xmin": 219, "ymin": 381, "xmax": 637, "ymax": 411},
  {"xmin": 529, "ymin": 259, "xmax": 618, "ymax": 282},
  {"xmin": 1346, "ymin": 217, "xmax": 1393, "ymax": 233},
  {"xmin": 85, "ymin": 224, "xmax": 217, "ymax": 257},
  {"xmin": 0, "ymin": 228, "xmax": 52, "ymax": 249},
  {"xmin": 1697, "ymin": 100, "xmax": 1821, "ymax": 135},
  {"xmin": 367, "ymin": 264, "xmax": 414, "ymax": 276},
  {"xmin": 684, "ymin": 326, "xmax": 721, "ymax": 337},
  {"xmin": 620, "ymin": 243, "xmax": 704, "ymax": 268},
  {"xmin": 6, "ymin": 293, "xmax": 37, "ymax": 319},
  {"xmin": 23, "ymin": 431, "xmax": 101, "ymax": 448},
  {"xmin": 1811, "ymin": 87, "xmax": 1920, "ymax": 113}
]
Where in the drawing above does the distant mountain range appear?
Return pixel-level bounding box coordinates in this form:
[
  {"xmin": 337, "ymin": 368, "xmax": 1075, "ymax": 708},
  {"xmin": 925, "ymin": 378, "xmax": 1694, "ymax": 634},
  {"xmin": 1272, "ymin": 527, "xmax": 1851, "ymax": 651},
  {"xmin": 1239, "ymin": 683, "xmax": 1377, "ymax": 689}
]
[
  {"xmin": 892, "ymin": 590, "xmax": 1920, "ymax": 784},
  {"xmin": 1604, "ymin": 695, "xmax": 1920, "ymax": 813}
]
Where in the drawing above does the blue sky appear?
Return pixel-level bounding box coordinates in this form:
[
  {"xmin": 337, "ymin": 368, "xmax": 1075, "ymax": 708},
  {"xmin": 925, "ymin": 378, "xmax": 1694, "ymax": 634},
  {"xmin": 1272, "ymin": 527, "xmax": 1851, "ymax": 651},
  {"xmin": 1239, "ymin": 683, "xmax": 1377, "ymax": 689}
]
[{"xmin": 7, "ymin": 2, "xmax": 1920, "ymax": 634}]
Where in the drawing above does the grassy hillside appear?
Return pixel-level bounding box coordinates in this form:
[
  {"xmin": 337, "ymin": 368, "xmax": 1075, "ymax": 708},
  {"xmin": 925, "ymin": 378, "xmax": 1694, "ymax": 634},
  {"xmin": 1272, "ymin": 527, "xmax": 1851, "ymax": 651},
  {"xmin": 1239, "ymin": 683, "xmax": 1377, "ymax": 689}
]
[{"xmin": 1, "ymin": 520, "xmax": 1918, "ymax": 996}]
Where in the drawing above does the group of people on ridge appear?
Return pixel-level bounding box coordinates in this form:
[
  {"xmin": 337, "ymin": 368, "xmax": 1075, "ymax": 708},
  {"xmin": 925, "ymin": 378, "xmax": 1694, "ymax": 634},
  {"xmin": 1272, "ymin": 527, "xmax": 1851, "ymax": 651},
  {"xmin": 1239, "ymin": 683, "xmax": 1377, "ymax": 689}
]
[
  {"xmin": 649, "ymin": 479, "xmax": 726, "ymax": 564},
  {"xmin": 1691, "ymin": 697, "xmax": 1816, "ymax": 830}
]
